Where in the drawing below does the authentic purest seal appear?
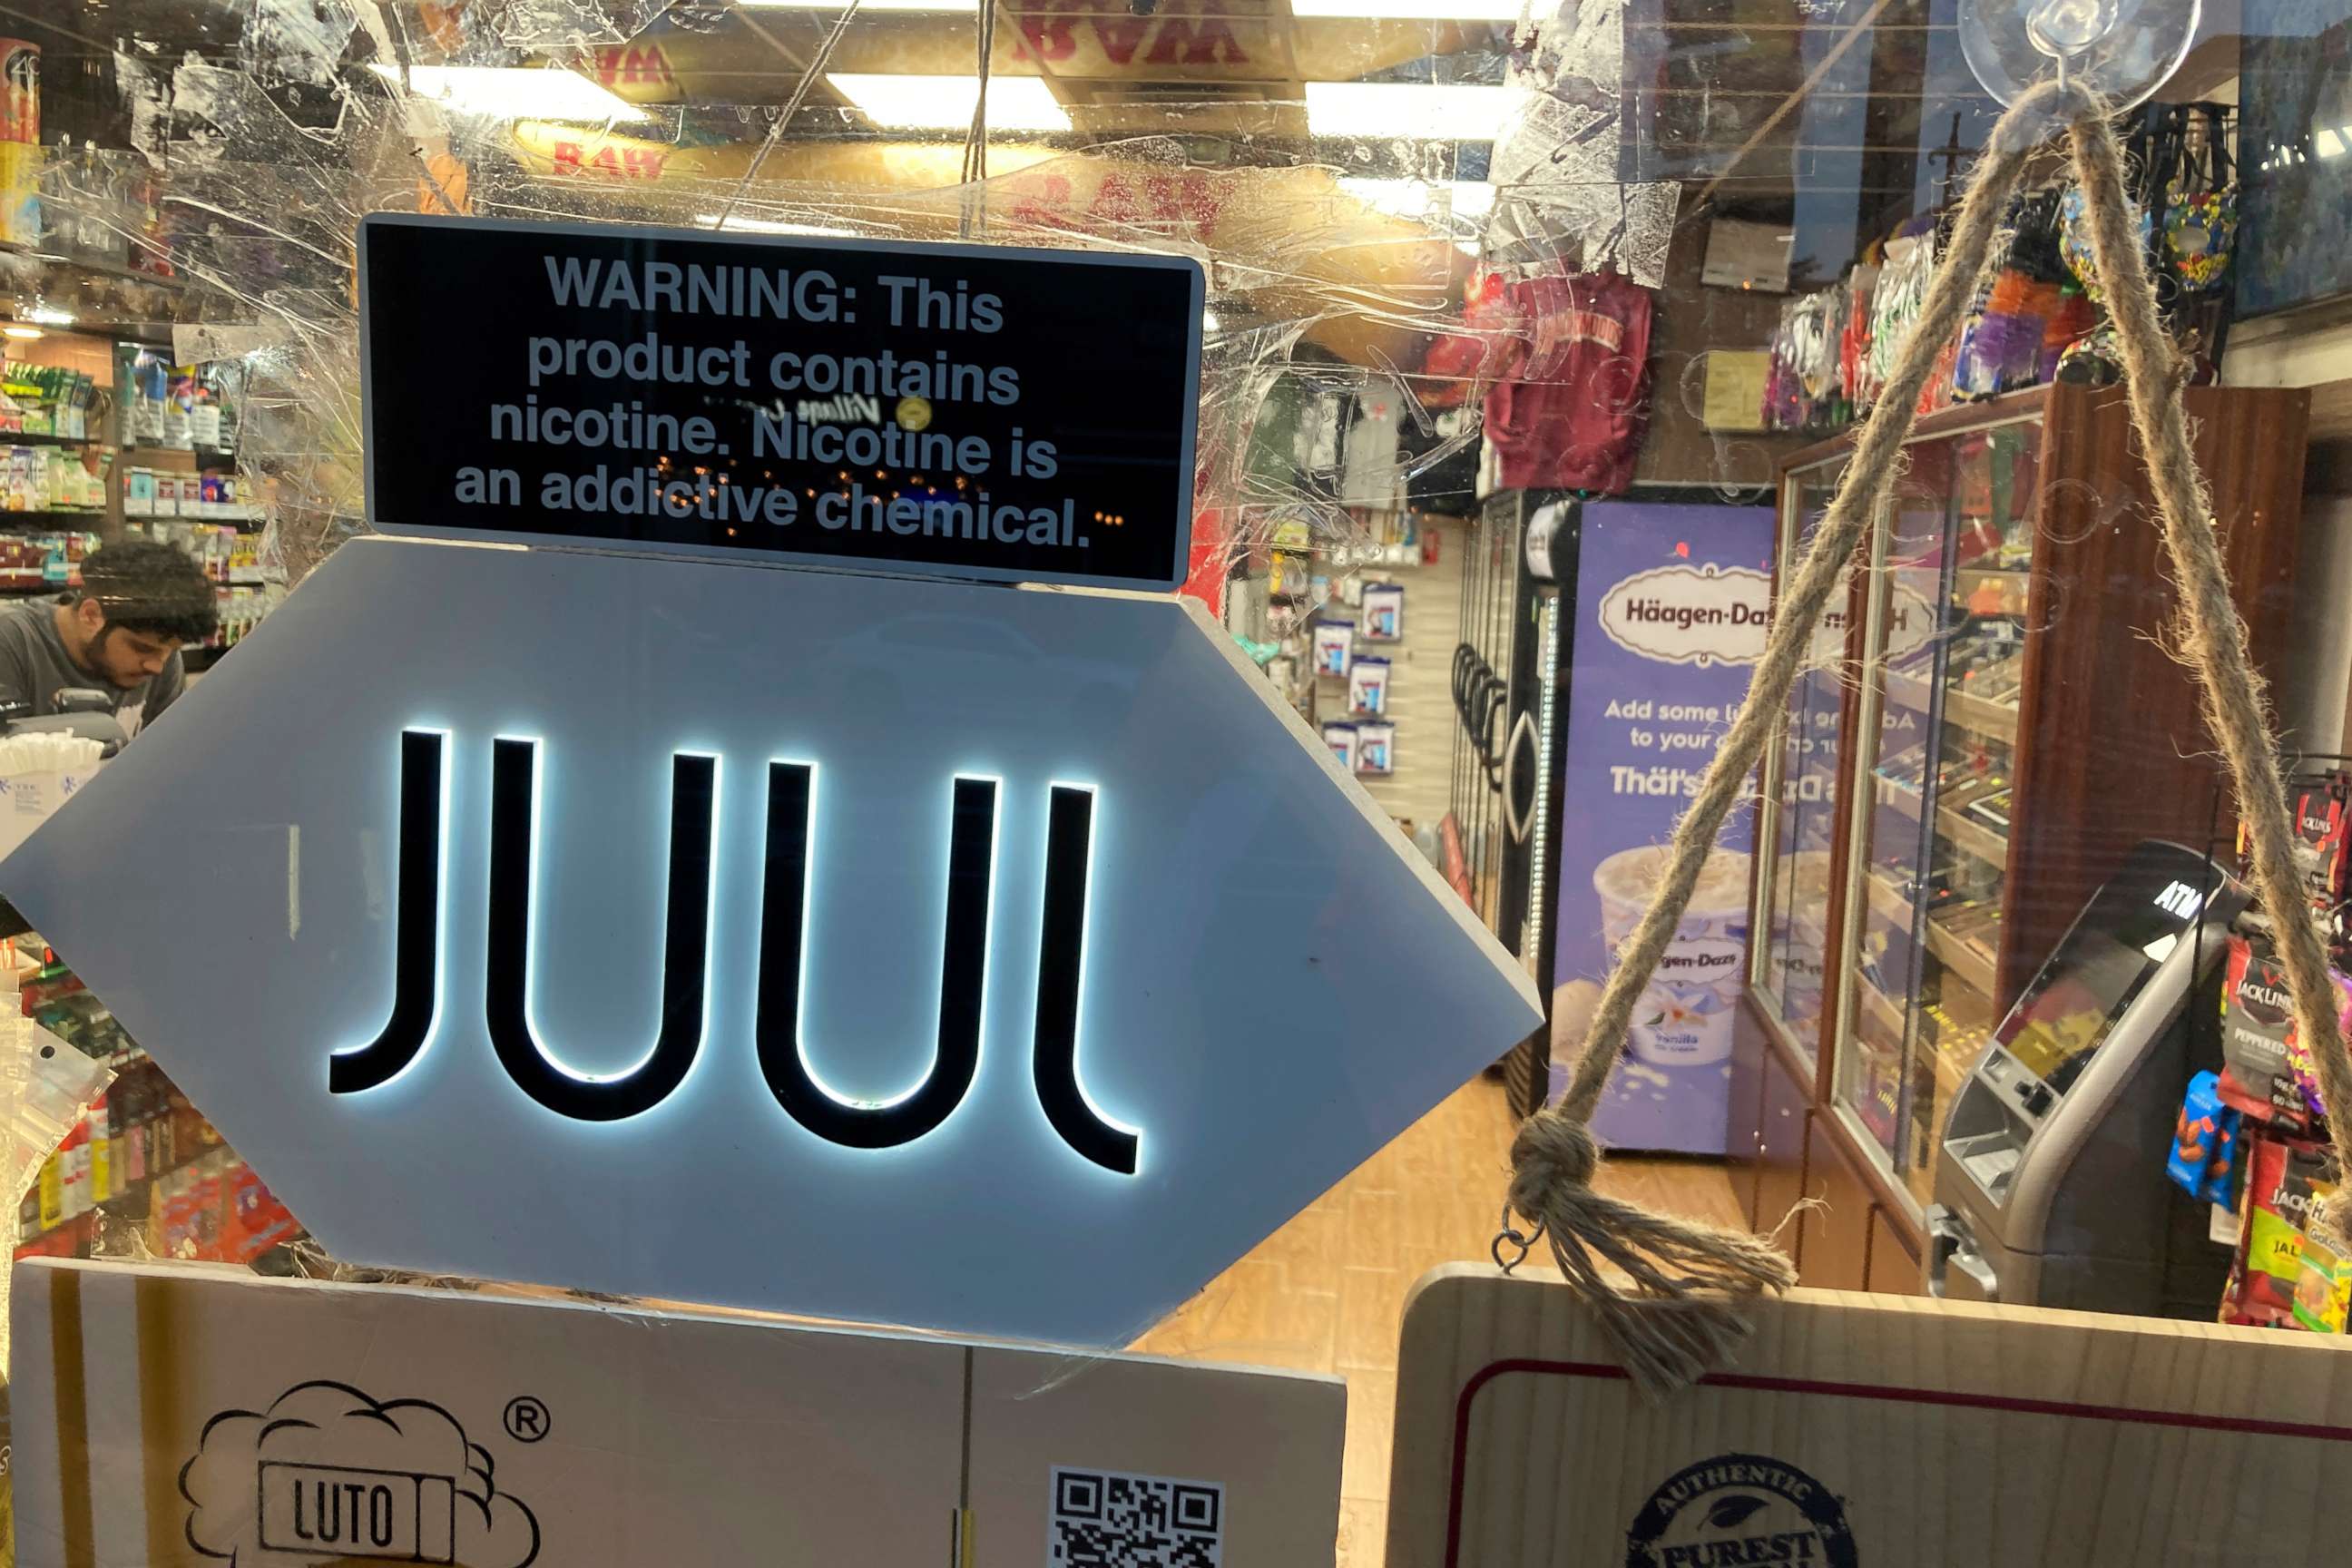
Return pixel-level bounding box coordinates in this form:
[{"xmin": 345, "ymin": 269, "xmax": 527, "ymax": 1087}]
[{"xmin": 1623, "ymin": 1453, "xmax": 1858, "ymax": 1567}]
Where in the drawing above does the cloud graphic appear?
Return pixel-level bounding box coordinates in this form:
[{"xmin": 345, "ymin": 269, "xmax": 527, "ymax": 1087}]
[{"xmin": 179, "ymin": 1380, "xmax": 539, "ymax": 1567}]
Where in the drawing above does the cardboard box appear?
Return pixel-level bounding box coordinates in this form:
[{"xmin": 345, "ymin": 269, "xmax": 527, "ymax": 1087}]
[{"xmin": 14, "ymin": 1259, "xmax": 1343, "ymax": 1566}]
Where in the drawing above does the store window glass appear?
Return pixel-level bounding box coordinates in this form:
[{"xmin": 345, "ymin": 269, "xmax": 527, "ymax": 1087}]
[
  {"xmin": 1, "ymin": 0, "xmax": 2350, "ymax": 1550},
  {"xmin": 1755, "ymin": 459, "xmax": 1846, "ymax": 1071}
]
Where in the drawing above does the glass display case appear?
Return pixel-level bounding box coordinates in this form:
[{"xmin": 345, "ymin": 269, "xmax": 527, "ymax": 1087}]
[
  {"xmin": 1744, "ymin": 384, "xmax": 2308, "ymax": 1257},
  {"xmin": 1839, "ymin": 419, "xmax": 2041, "ymax": 1207},
  {"xmin": 1751, "ymin": 457, "xmax": 1846, "ymax": 1073}
]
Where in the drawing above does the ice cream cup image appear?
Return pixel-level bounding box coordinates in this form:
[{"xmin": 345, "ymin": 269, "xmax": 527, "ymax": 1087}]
[{"xmin": 1592, "ymin": 843, "xmax": 1751, "ymax": 1067}]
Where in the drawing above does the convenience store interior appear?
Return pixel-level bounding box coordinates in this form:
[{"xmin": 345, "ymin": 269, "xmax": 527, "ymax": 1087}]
[{"xmin": 2, "ymin": 1, "xmax": 2352, "ymax": 1563}]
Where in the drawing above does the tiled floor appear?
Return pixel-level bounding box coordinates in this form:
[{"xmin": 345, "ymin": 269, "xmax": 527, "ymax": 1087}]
[{"xmin": 1128, "ymin": 1075, "xmax": 1745, "ymax": 1568}]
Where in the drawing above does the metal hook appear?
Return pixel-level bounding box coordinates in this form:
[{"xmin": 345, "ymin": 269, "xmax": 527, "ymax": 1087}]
[{"xmin": 1491, "ymin": 1204, "xmax": 1545, "ymax": 1275}]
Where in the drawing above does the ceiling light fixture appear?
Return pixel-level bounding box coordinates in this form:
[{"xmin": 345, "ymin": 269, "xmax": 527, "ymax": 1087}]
[
  {"xmin": 1290, "ymin": 0, "xmax": 1523, "ymax": 19},
  {"xmin": 23, "ymin": 307, "xmax": 74, "ymax": 328},
  {"xmin": 826, "ymin": 74, "xmax": 1070, "ymax": 132},
  {"xmin": 740, "ymin": 0, "xmax": 977, "ymax": 7},
  {"xmin": 1303, "ymin": 82, "xmax": 1515, "ymax": 141},
  {"xmin": 368, "ymin": 64, "xmax": 651, "ymax": 124},
  {"xmin": 1338, "ymin": 177, "xmax": 1497, "ymax": 223},
  {"xmin": 695, "ymin": 213, "xmax": 863, "ymax": 237},
  {"xmin": 3, "ymin": 325, "xmax": 44, "ymax": 340}
]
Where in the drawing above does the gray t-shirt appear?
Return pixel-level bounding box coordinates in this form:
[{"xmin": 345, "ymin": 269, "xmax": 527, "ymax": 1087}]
[{"xmin": 0, "ymin": 596, "xmax": 185, "ymax": 738}]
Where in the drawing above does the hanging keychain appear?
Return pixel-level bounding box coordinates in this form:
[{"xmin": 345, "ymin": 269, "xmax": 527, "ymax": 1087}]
[{"xmin": 1501, "ymin": 0, "xmax": 2352, "ymax": 1398}]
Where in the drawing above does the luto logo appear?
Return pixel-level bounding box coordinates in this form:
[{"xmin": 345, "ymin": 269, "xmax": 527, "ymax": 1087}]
[{"xmin": 328, "ymin": 730, "xmax": 1138, "ymax": 1174}]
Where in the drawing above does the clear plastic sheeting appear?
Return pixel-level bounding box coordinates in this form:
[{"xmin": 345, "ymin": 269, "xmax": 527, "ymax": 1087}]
[
  {"xmin": 0, "ymin": 1014, "xmax": 112, "ymax": 1374},
  {"xmin": 10, "ymin": 0, "xmax": 1754, "ymax": 603}
]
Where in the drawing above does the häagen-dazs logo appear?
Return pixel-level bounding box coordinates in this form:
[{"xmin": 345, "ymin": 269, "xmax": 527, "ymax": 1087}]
[
  {"xmin": 1598, "ymin": 564, "xmax": 1937, "ymax": 671},
  {"xmin": 180, "ymin": 1381, "xmax": 540, "ymax": 1566},
  {"xmin": 1596, "ymin": 564, "xmax": 1773, "ymax": 668},
  {"xmin": 1625, "ymin": 1452, "xmax": 1857, "ymax": 1567}
]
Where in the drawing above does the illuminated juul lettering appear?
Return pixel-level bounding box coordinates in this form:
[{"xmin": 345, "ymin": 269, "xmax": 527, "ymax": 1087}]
[
  {"xmin": 328, "ymin": 729, "xmax": 449, "ymax": 1096},
  {"xmin": 485, "ymin": 736, "xmax": 719, "ymax": 1122},
  {"xmin": 330, "ymin": 730, "xmax": 1138, "ymax": 1174},
  {"xmin": 755, "ymin": 764, "xmax": 996, "ymax": 1151}
]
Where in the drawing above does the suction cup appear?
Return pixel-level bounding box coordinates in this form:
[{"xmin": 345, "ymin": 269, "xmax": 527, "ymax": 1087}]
[{"xmin": 1961, "ymin": 0, "xmax": 2200, "ymax": 133}]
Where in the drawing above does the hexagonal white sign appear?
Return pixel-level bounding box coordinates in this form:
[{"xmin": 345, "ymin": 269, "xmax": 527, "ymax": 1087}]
[{"xmin": 1, "ymin": 538, "xmax": 1539, "ymax": 1344}]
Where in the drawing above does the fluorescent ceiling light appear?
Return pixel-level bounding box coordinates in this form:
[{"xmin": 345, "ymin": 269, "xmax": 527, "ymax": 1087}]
[
  {"xmin": 1292, "ymin": 0, "xmax": 1523, "ymax": 18},
  {"xmin": 2, "ymin": 325, "xmax": 41, "ymax": 340},
  {"xmin": 1305, "ymin": 82, "xmax": 1515, "ymax": 141},
  {"xmin": 695, "ymin": 213, "xmax": 862, "ymax": 237},
  {"xmin": 22, "ymin": 307, "xmax": 74, "ymax": 327},
  {"xmin": 369, "ymin": 64, "xmax": 650, "ymax": 124},
  {"xmin": 1338, "ymin": 177, "xmax": 1496, "ymax": 223},
  {"xmin": 827, "ymin": 74, "xmax": 1069, "ymax": 132}
]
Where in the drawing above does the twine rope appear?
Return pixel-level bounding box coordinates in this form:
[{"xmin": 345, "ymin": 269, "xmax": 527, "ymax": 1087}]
[
  {"xmin": 1507, "ymin": 76, "xmax": 2352, "ymax": 1397},
  {"xmin": 2063, "ymin": 110, "xmax": 2352, "ymax": 1241}
]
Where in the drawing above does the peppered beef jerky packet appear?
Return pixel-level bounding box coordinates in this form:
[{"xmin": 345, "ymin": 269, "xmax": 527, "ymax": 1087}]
[
  {"xmin": 2293, "ymin": 778, "xmax": 2352, "ymax": 936},
  {"xmin": 2218, "ymin": 934, "xmax": 2314, "ymax": 1130}
]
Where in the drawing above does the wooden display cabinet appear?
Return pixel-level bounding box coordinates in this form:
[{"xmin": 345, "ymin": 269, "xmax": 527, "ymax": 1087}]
[{"xmin": 1730, "ymin": 383, "xmax": 2309, "ymax": 1281}]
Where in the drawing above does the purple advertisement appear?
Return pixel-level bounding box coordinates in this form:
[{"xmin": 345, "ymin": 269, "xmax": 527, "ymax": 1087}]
[{"xmin": 1549, "ymin": 501, "xmax": 1775, "ymax": 1153}]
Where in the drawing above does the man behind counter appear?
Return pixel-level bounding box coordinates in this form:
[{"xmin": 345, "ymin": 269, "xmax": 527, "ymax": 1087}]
[{"xmin": 0, "ymin": 540, "xmax": 219, "ymax": 739}]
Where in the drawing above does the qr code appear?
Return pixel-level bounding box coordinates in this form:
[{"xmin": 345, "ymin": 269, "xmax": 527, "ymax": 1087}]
[{"xmin": 1049, "ymin": 1466, "xmax": 1223, "ymax": 1568}]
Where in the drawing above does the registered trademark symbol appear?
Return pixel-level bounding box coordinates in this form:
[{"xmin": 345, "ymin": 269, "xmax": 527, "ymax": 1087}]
[{"xmin": 503, "ymin": 1395, "xmax": 550, "ymax": 1444}]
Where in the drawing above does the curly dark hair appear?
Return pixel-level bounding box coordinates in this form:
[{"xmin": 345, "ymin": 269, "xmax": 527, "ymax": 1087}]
[{"xmin": 74, "ymin": 540, "xmax": 220, "ymax": 644}]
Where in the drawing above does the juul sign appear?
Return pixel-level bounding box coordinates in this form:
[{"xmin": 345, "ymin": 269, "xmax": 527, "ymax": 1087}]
[
  {"xmin": 0, "ymin": 538, "xmax": 1538, "ymax": 1343},
  {"xmin": 335, "ymin": 730, "xmax": 1135, "ymax": 1171}
]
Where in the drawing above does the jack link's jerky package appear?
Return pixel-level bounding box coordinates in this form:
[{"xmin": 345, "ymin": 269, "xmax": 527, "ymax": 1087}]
[{"xmin": 2217, "ymin": 933, "xmax": 2343, "ymax": 1131}]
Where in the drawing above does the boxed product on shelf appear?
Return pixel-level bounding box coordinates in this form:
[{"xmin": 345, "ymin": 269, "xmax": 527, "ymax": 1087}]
[
  {"xmin": 1313, "ymin": 619, "xmax": 1352, "ymax": 678},
  {"xmin": 1361, "ymin": 581, "xmax": 1405, "ymax": 641},
  {"xmin": 1355, "ymin": 720, "xmax": 1395, "ymax": 776},
  {"xmin": 1348, "ymin": 654, "xmax": 1390, "ymax": 716},
  {"xmin": 2, "ymin": 362, "xmax": 95, "ymax": 440},
  {"xmin": 1321, "ymin": 720, "xmax": 1357, "ymax": 771}
]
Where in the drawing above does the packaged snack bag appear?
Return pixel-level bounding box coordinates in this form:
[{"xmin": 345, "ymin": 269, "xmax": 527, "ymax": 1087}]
[
  {"xmin": 2293, "ymin": 1234, "xmax": 2351, "ymax": 1334},
  {"xmin": 2216, "ymin": 933, "xmax": 2343, "ymax": 1129},
  {"xmin": 2292, "ymin": 779, "xmax": 2351, "ymax": 919},
  {"xmin": 2224, "ymin": 1132, "xmax": 2339, "ymax": 1328},
  {"xmin": 2170, "ymin": 1071, "xmax": 2239, "ymax": 1204},
  {"xmin": 2202, "ymin": 1097, "xmax": 2242, "ymax": 1209}
]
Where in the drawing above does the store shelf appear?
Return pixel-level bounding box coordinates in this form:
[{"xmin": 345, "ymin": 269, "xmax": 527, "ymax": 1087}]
[
  {"xmin": 1864, "ymin": 871, "xmax": 1911, "ymax": 926},
  {"xmin": 1884, "ymin": 666, "xmax": 1932, "ymax": 712},
  {"xmin": 1856, "ymin": 975, "xmax": 1909, "ymax": 1044},
  {"xmin": 1936, "ymin": 805, "xmax": 2012, "ymax": 869},
  {"xmin": 0, "ymin": 429, "xmax": 100, "ymax": 447},
  {"xmin": 1940, "ymin": 686, "xmax": 2020, "ymax": 743},
  {"xmin": 1924, "ymin": 914, "xmax": 1998, "ymax": 997},
  {"xmin": 1, "ymin": 250, "xmax": 187, "ymax": 306},
  {"xmin": 1874, "ymin": 770, "xmax": 1924, "ymax": 821},
  {"xmin": 0, "ymin": 509, "xmax": 103, "ymax": 524}
]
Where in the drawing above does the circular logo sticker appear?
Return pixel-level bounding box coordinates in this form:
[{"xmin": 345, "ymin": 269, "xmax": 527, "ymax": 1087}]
[
  {"xmin": 895, "ymin": 395, "xmax": 934, "ymax": 432},
  {"xmin": 1625, "ymin": 1453, "xmax": 1857, "ymax": 1568}
]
